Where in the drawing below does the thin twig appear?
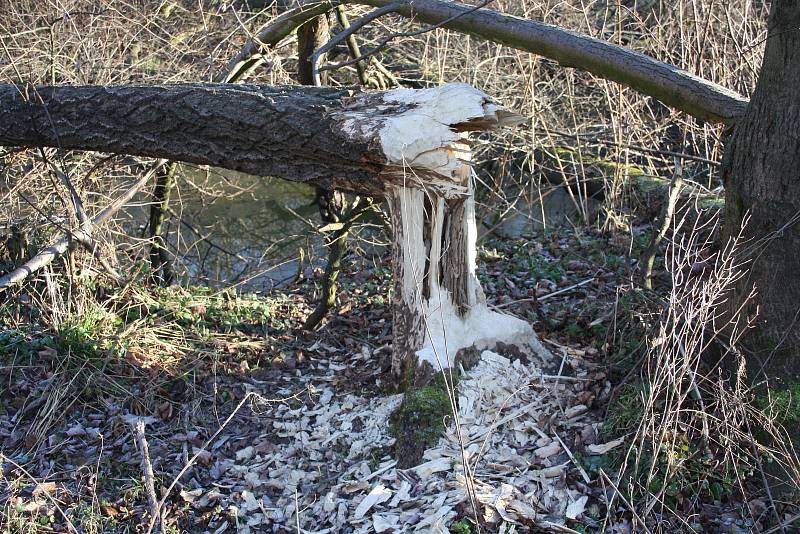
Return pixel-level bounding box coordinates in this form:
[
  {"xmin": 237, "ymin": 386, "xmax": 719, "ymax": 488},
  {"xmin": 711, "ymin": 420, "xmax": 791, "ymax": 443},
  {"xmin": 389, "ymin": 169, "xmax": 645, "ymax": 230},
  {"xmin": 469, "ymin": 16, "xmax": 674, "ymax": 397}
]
[
  {"xmin": 0, "ymin": 161, "xmax": 165, "ymax": 291},
  {"xmin": 217, "ymin": 1, "xmax": 340, "ymax": 83},
  {"xmin": 132, "ymin": 419, "xmax": 165, "ymax": 534},
  {"xmin": 554, "ymin": 431, "xmax": 591, "ymax": 484},
  {"xmin": 598, "ymin": 469, "xmax": 653, "ymax": 534}
]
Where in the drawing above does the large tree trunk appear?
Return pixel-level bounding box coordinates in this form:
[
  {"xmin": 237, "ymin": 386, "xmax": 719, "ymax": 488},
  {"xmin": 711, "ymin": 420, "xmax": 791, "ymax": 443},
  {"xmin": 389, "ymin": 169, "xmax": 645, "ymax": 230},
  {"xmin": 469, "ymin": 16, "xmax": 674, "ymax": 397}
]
[
  {"xmin": 721, "ymin": 0, "xmax": 800, "ymax": 384},
  {"xmin": 721, "ymin": 1, "xmax": 800, "ymax": 491}
]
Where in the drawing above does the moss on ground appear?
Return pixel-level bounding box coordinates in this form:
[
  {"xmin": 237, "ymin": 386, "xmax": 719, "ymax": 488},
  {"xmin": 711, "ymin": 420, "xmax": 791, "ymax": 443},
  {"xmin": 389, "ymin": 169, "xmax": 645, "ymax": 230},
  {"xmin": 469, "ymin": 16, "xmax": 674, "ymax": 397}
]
[
  {"xmin": 547, "ymin": 146, "xmax": 646, "ymax": 181},
  {"xmin": 390, "ymin": 381, "xmax": 455, "ymax": 468}
]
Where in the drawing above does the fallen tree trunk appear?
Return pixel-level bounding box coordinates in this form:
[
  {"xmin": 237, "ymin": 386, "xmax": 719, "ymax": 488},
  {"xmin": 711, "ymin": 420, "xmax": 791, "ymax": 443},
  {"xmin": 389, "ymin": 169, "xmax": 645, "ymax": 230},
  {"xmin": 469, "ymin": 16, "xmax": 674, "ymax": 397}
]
[
  {"xmin": 236, "ymin": 0, "xmax": 748, "ymax": 124},
  {"xmin": 0, "ymin": 84, "xmax": 391, "ymax": 195},
  {"xmin": 0, "ymin": 82, "xmax": 550, "ymax": 383},
  {"xmin": 0, "ymin": 83, "xmax": 519, "ymax": 196}
]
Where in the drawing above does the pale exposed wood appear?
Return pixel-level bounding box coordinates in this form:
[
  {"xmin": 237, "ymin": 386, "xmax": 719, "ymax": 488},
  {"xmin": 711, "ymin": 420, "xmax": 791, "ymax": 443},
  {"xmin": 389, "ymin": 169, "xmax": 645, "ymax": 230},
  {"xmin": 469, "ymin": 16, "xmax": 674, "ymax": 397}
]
[
  {"xmin": 386, "ymin": 186, "xmax": 427, "ymax": 382},
  {"xmin": 0, "ymin": 78, "xmax": 535, "ymax": 388}
]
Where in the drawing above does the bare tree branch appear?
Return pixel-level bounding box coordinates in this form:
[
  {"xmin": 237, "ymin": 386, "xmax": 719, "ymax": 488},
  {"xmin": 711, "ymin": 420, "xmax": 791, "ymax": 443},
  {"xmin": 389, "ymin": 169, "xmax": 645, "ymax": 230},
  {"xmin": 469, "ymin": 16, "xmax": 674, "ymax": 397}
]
[
  {"xmin": 354, "ymin": 0, "xmax": 748, "ymax": 123},
  {"xmin": 310, "ymin": 2, "xmax": 402, "ymax": 85},
  {"xmin": 215, "ymin": 1, "xmax": 340, "ymax": 83},
  {"xmin": 318, "ymin": 0, "xmax": 495, "ymax": 74},
  {"xmin": 0, "ymin": 161, "xmax": 165, "ymax": 292},
  {"xmin": 232, "ymin": 0, "xmax": 747, "ymax": 123}
]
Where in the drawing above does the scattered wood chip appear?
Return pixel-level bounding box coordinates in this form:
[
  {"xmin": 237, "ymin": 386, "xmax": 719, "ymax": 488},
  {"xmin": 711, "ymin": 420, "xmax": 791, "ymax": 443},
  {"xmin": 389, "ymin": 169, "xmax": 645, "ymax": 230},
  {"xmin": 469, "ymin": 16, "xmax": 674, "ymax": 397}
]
[
  {"xmin": 586, "ymin": 437, "xmax": 625, "ymax": 455},
  {"xmin": 354, "ymin": 484, "xmax": 391, "ymax": 519}
]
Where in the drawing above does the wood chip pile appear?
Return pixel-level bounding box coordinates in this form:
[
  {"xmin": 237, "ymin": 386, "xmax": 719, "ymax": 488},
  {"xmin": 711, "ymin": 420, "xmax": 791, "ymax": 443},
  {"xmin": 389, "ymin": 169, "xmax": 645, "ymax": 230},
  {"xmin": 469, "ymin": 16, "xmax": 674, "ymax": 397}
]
[{"xmin": 195, "ymin": 346, "xmax": 612, "ymax": 533}]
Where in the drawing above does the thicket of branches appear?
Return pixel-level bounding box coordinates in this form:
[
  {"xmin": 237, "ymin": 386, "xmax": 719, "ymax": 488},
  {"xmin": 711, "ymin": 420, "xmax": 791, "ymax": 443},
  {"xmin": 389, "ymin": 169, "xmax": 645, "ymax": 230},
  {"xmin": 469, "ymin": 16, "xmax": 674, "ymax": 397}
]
[{"xmin": 0, "ymin": 0, "xmax": 768, "ymax": 293}]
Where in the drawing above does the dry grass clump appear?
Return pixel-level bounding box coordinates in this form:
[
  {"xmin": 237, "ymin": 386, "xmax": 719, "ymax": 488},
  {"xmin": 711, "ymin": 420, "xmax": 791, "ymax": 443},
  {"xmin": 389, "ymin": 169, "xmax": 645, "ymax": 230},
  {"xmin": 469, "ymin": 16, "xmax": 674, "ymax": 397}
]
[{"xmin": 604, "ymin": 209, "xmax": 800, "ymax": 531}]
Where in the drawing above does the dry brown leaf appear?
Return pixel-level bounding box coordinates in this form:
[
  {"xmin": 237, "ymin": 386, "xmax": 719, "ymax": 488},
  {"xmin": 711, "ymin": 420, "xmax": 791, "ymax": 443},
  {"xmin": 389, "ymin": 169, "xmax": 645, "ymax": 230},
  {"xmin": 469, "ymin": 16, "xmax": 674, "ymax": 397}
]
[{"xmin": 31, "ymin": 481, "xmax": 57, "ymax": 497}]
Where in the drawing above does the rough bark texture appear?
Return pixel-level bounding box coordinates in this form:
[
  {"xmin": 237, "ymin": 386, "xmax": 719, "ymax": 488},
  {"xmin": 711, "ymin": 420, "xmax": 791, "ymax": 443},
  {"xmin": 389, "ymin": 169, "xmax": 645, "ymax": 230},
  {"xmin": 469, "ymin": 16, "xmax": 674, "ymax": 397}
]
[
  {"xmin": 722, "ymin": 0, "xmax": 800, "ymax": 382},
  {"xmin": 0, "ymin": 83, "xmax": 453, "ymax": 195},
  {"xmin": 297, "ymin": 13, "xmax": 331, "ymax": 86},
  {"xmin": 0, "ymin": 80, "xmax": 527, "ymax": 388},
  {"xmin": 441, "ymin": 197, "xmax": 472, "ymax": 315}
]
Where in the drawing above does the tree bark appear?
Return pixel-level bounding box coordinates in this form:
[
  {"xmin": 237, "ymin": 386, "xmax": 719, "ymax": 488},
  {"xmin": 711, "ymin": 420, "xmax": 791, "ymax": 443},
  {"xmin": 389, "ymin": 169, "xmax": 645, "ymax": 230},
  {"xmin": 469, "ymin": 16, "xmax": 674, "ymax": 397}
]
[
  {"xmin": 297, "ymin": 12, "xmax": 331, "ymax": 86},
  {"xmin": 722, "ymin": 0, "xmax": 800, "ymax": 383},
  {"xmin": 0, "ymin": 83, "xmax": 505, "ymax": 195},
  {"xmin": 240, "ymin": 0, "xmax": 747, "ymax": 124}
]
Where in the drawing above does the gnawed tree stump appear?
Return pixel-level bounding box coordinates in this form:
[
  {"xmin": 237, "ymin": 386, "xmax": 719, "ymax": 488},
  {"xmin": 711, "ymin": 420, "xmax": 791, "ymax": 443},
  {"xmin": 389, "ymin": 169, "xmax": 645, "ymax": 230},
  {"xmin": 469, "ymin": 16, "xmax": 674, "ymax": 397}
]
[
  {"xmin": 0, "ymin": 81, "xmax": 552, "ymax": 386},
  {"xmin": 331, "ymin": 83, "xmax": 552, "ymax": 384}
]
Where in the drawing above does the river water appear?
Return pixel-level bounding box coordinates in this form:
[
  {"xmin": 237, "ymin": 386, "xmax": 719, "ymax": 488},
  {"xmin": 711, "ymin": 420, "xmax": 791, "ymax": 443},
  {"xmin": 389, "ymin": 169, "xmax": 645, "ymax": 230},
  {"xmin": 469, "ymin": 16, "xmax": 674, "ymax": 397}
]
[{"xmin": 146, "ymin": 166, "xmax": 599, "ymax": 291}]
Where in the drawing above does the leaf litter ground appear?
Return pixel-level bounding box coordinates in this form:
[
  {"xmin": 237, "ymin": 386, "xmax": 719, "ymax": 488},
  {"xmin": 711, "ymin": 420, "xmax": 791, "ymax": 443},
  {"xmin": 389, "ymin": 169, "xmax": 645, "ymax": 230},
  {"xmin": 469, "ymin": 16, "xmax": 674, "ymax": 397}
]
[{"xmin": 1, "ymin": 231, "xmax": 637, "ymax": 533}]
